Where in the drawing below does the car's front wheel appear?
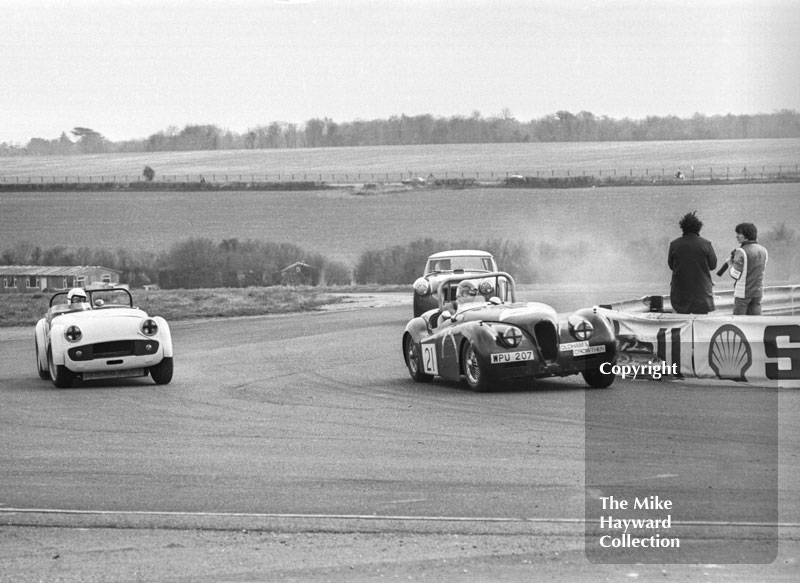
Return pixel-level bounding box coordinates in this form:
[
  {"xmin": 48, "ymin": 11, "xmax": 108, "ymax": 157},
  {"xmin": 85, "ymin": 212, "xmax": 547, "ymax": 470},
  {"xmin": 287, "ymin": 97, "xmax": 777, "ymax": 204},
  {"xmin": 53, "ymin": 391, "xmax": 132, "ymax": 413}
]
[
  {"xmin": 150, "ymin": 357, "xmax": 173, "ymax": 385},
  {"xmin": 462, "ymin": 341, "xmax": 491, "ymax": 392},
  {"xmin": 404, "ymin": 336, "xmax": 432, "ymax": 382},
  {"xmin": 582, "ymin": 366, "xmax": 615, "ymax": 388},
  {"xmin": 48, "ymin": 347, "xmax": 75, "ymax": 389}
]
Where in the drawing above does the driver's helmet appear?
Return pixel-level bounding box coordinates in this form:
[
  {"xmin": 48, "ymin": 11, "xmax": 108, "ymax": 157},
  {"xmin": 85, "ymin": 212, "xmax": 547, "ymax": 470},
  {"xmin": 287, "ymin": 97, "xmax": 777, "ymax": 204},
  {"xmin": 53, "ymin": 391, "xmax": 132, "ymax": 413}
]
[
  {"xmin": 456, "ymin": 280, "xmax": 480, "ymax": 303},
  {"xmin": 67, "ymin": 288, "xmax": 88, "ymax": 305}
]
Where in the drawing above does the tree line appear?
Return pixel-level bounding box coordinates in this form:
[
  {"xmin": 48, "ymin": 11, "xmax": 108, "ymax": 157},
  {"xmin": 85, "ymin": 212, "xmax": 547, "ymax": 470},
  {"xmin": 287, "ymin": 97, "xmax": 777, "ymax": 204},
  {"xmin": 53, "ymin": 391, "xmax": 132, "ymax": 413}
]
[
  {"xmin": 1, "ymin": 237, "xmax": 539, "ymax": 289},
  {"xmin": 3, "ymin": 110, "xmax": 799, "ymax": 156}
]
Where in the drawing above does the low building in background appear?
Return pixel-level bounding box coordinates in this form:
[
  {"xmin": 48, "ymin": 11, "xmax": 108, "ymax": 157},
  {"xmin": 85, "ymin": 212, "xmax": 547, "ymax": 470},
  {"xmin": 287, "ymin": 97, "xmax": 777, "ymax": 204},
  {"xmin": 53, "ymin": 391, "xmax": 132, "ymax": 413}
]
[
  {"xmin": 0, "ymin": 265, "xmax": 121, "ymax": 293},
  {"xmin": 280, "ymin": 262, "xmax": 317, "ymax": 286}
]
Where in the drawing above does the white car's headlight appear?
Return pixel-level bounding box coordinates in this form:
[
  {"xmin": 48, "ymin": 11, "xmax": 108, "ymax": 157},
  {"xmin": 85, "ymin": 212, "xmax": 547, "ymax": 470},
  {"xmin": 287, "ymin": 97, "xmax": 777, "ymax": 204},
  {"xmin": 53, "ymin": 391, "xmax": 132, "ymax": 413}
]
[
  {"xmin": 141, "ymin": 319, "xmax": 159, "ymax": 336},
  {"xmin": 65, "ymin": 325, "xmax": 82, "ymax": 343},
  {"xmin": 479, "ymin": 281, "xmax": 494, "ymax": 296}
]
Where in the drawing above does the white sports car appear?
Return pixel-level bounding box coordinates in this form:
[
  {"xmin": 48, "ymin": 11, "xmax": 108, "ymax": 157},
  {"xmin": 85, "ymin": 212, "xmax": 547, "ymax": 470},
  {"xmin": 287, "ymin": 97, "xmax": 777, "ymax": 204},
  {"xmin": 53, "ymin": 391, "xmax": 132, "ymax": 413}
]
[{"xmin": 34, "ymin": 287, "xmax": 174, "ymax": 388}]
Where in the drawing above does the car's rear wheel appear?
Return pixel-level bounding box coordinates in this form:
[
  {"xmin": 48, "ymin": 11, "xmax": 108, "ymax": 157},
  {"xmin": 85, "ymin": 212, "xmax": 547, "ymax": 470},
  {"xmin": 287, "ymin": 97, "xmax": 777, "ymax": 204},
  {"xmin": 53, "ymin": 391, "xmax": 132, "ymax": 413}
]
[
  {"xmin": 35, "ymin": 338, "xmax": 49, "ymax": 380},
  {"xmin": 150, "ymin": 357, "xmax": 173, "ymax": 385},
  {"xmin": 48, "ymin": 347, "xmax": 75, "ymax": 389},
  {"xmin": 404, "ymin": 336, "xmax": 432, "ymax": 382},
  {"xmin": 582, "ymin": 366, "xmax": 615, "ymax": 388},
  {"xmin": 462, "ymin": 341, "xmax": 491, "ymax": 392}
]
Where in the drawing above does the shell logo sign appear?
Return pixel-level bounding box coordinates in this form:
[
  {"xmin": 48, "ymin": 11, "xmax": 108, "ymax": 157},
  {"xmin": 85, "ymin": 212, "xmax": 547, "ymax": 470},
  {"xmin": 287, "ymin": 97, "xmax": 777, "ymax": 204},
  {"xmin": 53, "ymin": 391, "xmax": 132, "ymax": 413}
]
[{"xmin": 708, "ymin": 324, "xmax": 752, "ymax": 382}]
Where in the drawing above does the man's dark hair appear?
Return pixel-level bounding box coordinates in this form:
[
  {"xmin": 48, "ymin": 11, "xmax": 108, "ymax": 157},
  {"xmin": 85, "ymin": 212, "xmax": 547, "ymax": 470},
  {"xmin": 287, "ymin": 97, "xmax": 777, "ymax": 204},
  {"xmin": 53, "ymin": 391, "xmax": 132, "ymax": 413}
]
[
  {"xmin": 735, "ymin": 222, "xmax": 758, "ymax": 241},
  {"xmin": 679, "ymin": 211, "xmax": 703, "ymax": 235}
]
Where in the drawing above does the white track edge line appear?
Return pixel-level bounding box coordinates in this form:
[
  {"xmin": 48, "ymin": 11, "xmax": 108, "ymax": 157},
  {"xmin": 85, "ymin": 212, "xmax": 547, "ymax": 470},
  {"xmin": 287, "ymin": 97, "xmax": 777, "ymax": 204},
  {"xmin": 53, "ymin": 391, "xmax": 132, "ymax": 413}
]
[{"xmin": 0, "ymin": 508, "xmax": 796, "ymax": 528}]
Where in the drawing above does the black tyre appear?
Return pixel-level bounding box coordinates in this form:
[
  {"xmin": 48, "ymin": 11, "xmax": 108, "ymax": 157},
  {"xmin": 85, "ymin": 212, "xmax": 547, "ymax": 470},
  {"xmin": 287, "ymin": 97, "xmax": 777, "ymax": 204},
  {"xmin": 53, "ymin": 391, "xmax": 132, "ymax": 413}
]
[
  {"xmin": 35, "ymin": 338, "xmax": 49, "ymax": 380},
  {"xmin": 48, "ymin": 347, "xmax": 75, "ymax": 389},
  {"xmin": 461, "ymin": 341, "xmax": 491, "ymax": 392},
  {"xmin": 150, "ymin": 357, "xmax": 174, "ymax": 385},
  {"xmin": 404, "ymin": 336, "xmax": 433, "ymax": 382},
  {"xmin": 582, "ymin": 366, "xmax": 615, "ymax": 388}
]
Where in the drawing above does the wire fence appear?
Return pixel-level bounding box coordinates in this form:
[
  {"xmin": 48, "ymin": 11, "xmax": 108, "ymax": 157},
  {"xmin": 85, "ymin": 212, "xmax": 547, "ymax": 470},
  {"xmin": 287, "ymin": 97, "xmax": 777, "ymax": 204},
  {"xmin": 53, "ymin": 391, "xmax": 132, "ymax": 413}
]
[{"xmin": 1, "ymin": 164, "xmax": 799, "ymax": 186}]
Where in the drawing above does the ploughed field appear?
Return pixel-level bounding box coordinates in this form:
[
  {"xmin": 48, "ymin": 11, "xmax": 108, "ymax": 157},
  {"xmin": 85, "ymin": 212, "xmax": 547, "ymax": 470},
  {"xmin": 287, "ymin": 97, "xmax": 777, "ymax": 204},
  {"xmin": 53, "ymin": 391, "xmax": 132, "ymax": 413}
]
[{"xmin": 1, "ymin": 183, "xmax": 798, "ymax": 285}]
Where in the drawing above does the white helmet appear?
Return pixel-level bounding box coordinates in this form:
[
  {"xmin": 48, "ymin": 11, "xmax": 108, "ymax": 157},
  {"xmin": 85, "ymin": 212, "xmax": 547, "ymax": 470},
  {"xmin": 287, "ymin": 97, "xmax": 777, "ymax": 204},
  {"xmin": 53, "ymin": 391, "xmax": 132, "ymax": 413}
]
[{"xmin": 67, "ymin": 288, "xmax": 87, "ymax": 303}]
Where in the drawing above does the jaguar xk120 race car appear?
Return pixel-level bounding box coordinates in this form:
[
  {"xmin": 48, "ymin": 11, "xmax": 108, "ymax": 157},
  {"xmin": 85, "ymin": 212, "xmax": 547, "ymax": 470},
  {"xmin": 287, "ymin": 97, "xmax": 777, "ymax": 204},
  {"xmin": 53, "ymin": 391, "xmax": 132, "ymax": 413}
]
[
  {"xmin": 402, "ymin": 272, "xmax": 617, "ymax": 391},
  {"xmin": 34, "ymin": 286, "xmax": 174, "ymax": 388},
  {"xmin": 412, "ymin": 249, "xmax": 498, "ymax": 317}
]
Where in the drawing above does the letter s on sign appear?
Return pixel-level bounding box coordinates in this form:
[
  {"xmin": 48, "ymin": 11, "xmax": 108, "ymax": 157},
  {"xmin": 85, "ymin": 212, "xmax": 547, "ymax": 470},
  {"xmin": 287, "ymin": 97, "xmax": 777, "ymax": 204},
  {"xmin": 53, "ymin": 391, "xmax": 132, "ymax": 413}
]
[{"xmin": 764, "ymin": 325, "xmax": 800, "ymax": 380}]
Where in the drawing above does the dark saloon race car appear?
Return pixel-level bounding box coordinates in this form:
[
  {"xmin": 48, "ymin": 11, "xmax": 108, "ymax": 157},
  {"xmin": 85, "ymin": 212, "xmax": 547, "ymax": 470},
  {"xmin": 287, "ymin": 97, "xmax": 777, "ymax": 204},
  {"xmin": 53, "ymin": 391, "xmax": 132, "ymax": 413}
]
[
  {"xmin": 412, "ymin": 249, "xmax": 498, "ymax": 317},
  {"xmin": 34, "ymin": 286, "xmax": 174, "ymax": 388},
  {"xmin": 402, "ymin": 272, "xmax": 617, "ymax": 391}
]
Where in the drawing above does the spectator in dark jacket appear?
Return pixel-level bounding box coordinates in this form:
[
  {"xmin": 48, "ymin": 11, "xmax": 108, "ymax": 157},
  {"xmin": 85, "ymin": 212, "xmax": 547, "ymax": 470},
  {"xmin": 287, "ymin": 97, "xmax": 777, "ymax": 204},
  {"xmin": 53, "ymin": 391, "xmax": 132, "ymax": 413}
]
[{"xmin": 668, "ymin": 211, "xmax": 718, "ymax": 314}]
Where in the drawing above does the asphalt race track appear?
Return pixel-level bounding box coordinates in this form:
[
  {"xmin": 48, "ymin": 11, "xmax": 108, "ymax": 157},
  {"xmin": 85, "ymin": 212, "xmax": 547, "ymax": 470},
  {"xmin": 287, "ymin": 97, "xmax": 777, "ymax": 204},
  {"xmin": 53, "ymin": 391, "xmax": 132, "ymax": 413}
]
[{"xmin": 1, "ymin": 299, "xmax": 799, "ymax": 582}]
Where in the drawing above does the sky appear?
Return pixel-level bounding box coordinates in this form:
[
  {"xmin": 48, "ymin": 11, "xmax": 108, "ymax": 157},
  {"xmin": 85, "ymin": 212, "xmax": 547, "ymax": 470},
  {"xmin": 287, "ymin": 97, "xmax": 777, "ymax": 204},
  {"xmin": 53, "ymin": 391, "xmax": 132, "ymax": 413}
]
[{"xmin": 1, "ymin": 0, "xmax": 799, "ymax": 144}]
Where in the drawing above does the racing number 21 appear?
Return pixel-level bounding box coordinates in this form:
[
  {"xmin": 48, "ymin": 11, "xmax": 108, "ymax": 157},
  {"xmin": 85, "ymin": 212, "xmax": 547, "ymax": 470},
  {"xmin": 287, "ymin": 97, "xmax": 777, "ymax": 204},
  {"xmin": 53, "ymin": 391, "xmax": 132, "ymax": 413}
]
[{"xmin": 421, "ymin": 343, "xmax": 438, "ymax": 375}]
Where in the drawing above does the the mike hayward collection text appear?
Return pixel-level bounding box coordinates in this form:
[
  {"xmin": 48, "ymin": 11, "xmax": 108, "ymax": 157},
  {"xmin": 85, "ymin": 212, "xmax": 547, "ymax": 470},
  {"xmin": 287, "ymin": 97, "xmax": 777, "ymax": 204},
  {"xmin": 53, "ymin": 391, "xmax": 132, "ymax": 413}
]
[{"xmin": 597, "ymin": 495, "xmax": 681, "ymax": 549}]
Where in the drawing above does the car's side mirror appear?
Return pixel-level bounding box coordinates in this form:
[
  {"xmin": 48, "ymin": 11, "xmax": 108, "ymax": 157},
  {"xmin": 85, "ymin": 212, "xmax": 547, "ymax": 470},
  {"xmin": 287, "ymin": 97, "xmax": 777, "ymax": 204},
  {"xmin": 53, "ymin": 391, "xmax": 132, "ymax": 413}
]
[
  {"xmin": 489, "ymin": 296, "xmax": 501, "ymax": 305},
  {"xmin": 441, "ymin": 310, "xmax": 452, "ymax": 321}
]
